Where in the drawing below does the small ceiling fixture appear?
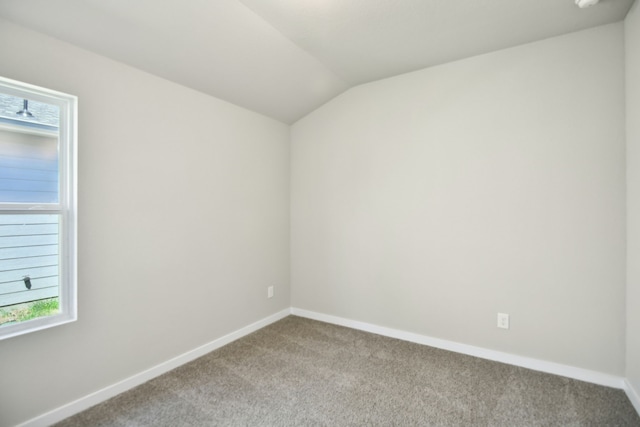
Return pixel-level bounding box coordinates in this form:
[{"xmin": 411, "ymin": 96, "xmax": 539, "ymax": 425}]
[
  {"xmin": 16, "ymin": 99, "xmax": 34, "ymax": 118},
  {"xmin": 575, "ymin": 0, "xmax": 600, "ymax": 8}
]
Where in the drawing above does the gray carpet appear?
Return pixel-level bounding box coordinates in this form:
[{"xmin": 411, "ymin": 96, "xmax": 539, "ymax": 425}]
[{"xmin": 55, "ymin": 316, "xmax": 640, "ymax": 426}]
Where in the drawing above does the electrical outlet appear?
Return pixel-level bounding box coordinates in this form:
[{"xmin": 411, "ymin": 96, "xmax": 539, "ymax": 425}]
[
  {"xmin": 497, "ymin": 313, "xmax": 509, "ymax": 329},
  {"xmin": 267, "ymin": 286, "xmax": 274, "ymax": 299}
]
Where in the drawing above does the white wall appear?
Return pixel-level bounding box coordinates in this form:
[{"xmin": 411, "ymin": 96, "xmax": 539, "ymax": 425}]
[
  {"xmin": 0, "ymin": 11, "xmax": 633, "ymax": 426},
  {"xmin": 0, "ymin": 19, "xmax": 290, "ymax": 427},
  {"xmin": 291, "ymin": 23, "xmax": 626, "ymax": 375},
  {"xmin": 626, "ymin": 0, "xmax": 640, "ymax": 400}
]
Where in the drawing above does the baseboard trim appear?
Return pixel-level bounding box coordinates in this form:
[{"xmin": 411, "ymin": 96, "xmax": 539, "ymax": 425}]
[
  {"xmin": 625, "ymin": 379, "xmax": 640, "ymax": 416},
  {"xmin": 17, "ymin": 307, "xmax": 635, "ymax": 426},
  {"xmin": 17, "ymin": 308, "xmax": 292, "ymax": 427},
  {"xmin": 291, "ymin": 308, "xmax": 625, "ymax": 390}
]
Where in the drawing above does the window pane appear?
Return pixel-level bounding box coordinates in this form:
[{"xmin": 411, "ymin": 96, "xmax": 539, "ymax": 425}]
[
  {"xmin": 0, "ymin": 76, "xmax": 76, "ymax": 340},
  {"xmin": 0, "ymin": 94, "xmax": 59, "ymax": 204},
  {"xmin": 0, "ymin": 214, "xmax": 60, "ymax": 326}
]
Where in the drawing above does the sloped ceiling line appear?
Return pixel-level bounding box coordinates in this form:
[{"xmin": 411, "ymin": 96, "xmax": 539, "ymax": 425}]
[{"xmin": 0, "ymin": 0, "xmax": 634, "ymax": 123}]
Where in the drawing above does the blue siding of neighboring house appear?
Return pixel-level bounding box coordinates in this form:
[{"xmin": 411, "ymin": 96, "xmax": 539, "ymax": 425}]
[
  {"xmin": 0, "ymin": 123, "xmax": 60, "ymax": 307},
  {"xmin": 0, "ymin": 215, "xmax": 59, "ymax": 306},
  {"xmin": 0, "ymin": 139, "xmax": 59, "ymax": 204}
]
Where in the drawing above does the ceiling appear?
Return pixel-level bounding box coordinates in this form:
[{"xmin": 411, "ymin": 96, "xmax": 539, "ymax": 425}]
[{"xmin": 0, "ymin": 0, "xmax": 634, "ymax": 124}]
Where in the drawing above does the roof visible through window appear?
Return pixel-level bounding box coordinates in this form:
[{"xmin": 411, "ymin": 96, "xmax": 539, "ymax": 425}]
[{"xmin": 0, "ymin": 94, "xmax": 59, "ymax": 128}]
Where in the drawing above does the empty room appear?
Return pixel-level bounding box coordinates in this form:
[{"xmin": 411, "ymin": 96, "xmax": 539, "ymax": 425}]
[{"xmin": 1, "ymin": 0, "xmax": 639, "ymax": 425}]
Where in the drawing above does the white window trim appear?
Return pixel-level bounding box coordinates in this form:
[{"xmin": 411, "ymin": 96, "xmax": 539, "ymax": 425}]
[{"xmin": 0, "ymin": 76, "xmax": 78, "ymax": 340}]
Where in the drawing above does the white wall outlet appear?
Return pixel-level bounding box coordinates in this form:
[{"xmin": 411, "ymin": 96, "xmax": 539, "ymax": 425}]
[
  {"xmin": 267, "ymin": 286, "xmax": 274, "ymax": 299},
  {"xmin": 497, "ymin": 312, "xmax": 510, "ymax": 329}
]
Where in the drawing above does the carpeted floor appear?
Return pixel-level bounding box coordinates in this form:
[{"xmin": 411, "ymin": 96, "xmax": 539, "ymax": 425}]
[{"xmin": 55, "ymin": 316, "xmax": 640, "ymax": 426}]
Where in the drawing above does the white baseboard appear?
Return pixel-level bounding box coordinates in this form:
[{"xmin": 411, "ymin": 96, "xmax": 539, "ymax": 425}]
[
  {"xmin": 17, "ymin": 307, "xmax": 637, "ymax": 426},
  {"xmin": 625, "ymin": 379, "xmax": 640, "ymax": 416},
  {"xmin": 291, "ymin": 308, "xmax": 626, "ymax": 390},
  {"xmin": 17, "ymin": 308, "xmax": 291, "ymax": 427}
]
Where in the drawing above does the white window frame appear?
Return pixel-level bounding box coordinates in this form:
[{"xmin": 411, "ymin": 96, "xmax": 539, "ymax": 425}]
[{"xmin": 0, "ymin": 76, "xmax": 77, "ymax": 340}]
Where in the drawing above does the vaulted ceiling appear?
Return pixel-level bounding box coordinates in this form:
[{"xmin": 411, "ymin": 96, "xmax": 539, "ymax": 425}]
[{"xmin": 0, "ymin": 0, "xmax": 634, "ymax": 123}]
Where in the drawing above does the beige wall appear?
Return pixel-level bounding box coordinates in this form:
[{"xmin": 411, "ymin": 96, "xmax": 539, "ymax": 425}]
[
  {"xmin": 291, "ymin": 23, "xmax": 626, "ymax": 375},
  {"xmin": 0, "ymin": 11, "xmax": 635, "ymax": 426},
  {"xmin": 0, "ymin": 19, "xmax": 290, "ymax": 427},
  {"xmin": 626, "ymin": 0, "xmax": 640, "ymax": 398}
]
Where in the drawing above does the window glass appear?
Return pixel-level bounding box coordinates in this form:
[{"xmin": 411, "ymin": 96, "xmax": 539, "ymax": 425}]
[
  {"xmin": 0, "ymin": 95, "xmax": 60, "ymax": 204},
  {"xmin": 0, "ymin": 79, "xmax": 76, "ymax": 338},
  {"xmin": 0, "ymin": 214, "xmax": 60, "ymax": 324}
]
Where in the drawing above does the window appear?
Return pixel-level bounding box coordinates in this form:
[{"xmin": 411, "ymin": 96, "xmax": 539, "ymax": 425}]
[{"xmin": 0, "ymin": 76, "xmax": 77, "ymax": 340}]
